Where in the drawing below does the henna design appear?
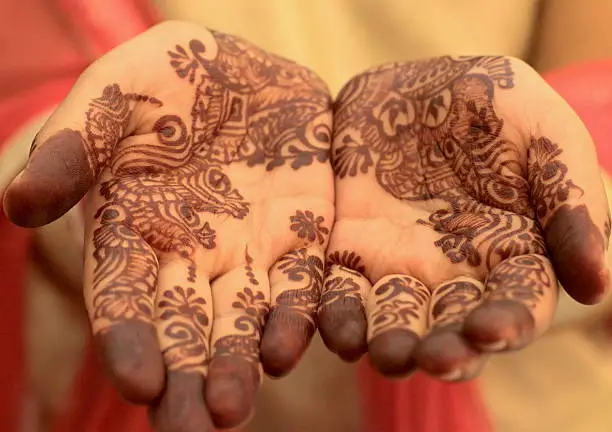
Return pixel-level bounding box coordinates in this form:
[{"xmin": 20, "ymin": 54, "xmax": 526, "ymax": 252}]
[
  {"xmin": 320, "ymin": 275, "xmax": 361, "ymax": 307},
  {"xmin": 290, "ymin": 210, "xmax": 329, "ymax": 245},
  {"xmin": 89, "ymin": 85, "xmax": 249, "ymax": 332},
  {"xmin": 158, "ymin": 285, "xmax": 209, "ymax": 371},
  {"xmin": 327, "ymin": 250, "xmax": 366, "ymax": 274},
  {"xmin": 213, "ymin": 249, "xmax": 268, "ymax": 364},
  {"xmin": 370, "ymin": 276, "xmax": 429, "ymax": 338},
  {"xmin": 168, "ymin": 35, "xmax": 331, "ymax": 171},
  {"xmin": 418, "ymin": 209, "xmax": 546, "ymax": 269},
  {"xmin": 431, "ymin": 280, "xmax": 483, "ymax": 326},
  {"xmin": 527, "ymin": 136, "xmax": 584, "ymax": 221},
  {"xmin": 84, "ymin": 84, "xmax": 163, "ymax": 177},
  {"xmin": 213, "ymin": 287, "xmax": 268, "ymax": 363},
  {"xmin": 485, "ymin": 254, "xmax": 553, "ymax": 309},
  {"xmin": 273, "ymin": 248, "xmax": 324, "ymax": 325},
  {"xmin": 333, "ymin": 56, "xmax": 588, "ymax": 274},
  {"xmin": 320, "ymin": 251, "xmax": 367, "ymax": 307}
]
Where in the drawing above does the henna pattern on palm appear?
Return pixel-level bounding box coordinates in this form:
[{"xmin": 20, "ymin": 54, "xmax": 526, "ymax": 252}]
[
  {"xmin": 168, "ymin": 35, "xmax": 331, "ymax": 170},
  {"xmin": 324, "ymin": 55, "xmax": 610, "ymax": 377},
  {"xmin": 290, "ymin": 210, "xmax": 329, "ymax": 245},
  {"xmin": 88, "ymin": 32, "xmax": 331, "ymax": 376},
  {"xmin": 333, "ymin": 56, "xmax": 607, "ymax": 279}
]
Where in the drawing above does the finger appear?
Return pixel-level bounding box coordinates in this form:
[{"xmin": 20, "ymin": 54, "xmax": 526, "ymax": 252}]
[
  {"xmin": 206, "ymin": 250, "xmax": 268, "ymax": 429},
  {"xmin": 366, "ymin": 275, "xmax": 430, "ymax": 377},
  {"xmin": 84, "ymin": 207, "xmax": 164, "ymax": 403},
  {"xmin": 260, "ymin": 247, "xmax": 324, "ymax": 377},
  {"xmin": 318, "ymin": 251, "xmax": 371, "ymax": 362},
  {"xmin": 523, "ymin": 80, "xmax": 610, "ymax": 304},
  {"xmin": 149, "ymin": 255, "xmax": 214, "ymax": 432},
  {"xmin": 2, "ymin": 81, "xmax": 163, "ymax": 228},
  {"xmin": 463, "ymin": 254, "xmax": 558, "ymax": 352},
  {"xmin": 415, "ymin": 277, "xmax": 488, "ymax": 381}
]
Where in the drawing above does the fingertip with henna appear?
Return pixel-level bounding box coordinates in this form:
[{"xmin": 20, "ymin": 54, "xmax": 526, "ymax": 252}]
[
  {"xmin": 260, "ymin": 307, "xmax": 314, "ymax": 377},
  {"xmin": 545, "ymin": 204, "xmax": 610, "ymax": 305},
  {"xmin": 205, "ymin": 357, "xmax": 259, "ymax": 429},
  {"xmin": 149, "ymin": 371, "xmax": 214, "ymax": 432},
  {"xmin": 368, "ymin": 329, "xmax": 419, "ymax": 377},
  {"xmin": 414, "ymin": 328, "xmax": 482, "ymax": 381},
  {"xmin": 96, "ymin": 321, "xmax": 165, "ymax": 404},
  {"xmin": 3, "ymin": 129, "xmax": 93, "ymax": 227},
  {"xmin": 463, "ymin": 300, "xmax": 535, "ymax": 352},
  {"xmin": 318, "ymin": 300, "xmax": 368, "ymax": 362}
]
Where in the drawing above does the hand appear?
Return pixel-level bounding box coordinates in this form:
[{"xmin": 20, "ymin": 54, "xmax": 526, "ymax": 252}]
[
  {"xmin": 3, "ymin": 21, "xmax": 334, "ymax": 430},
  {"xmin": 319, "ymin": 56, "xmax": 611, "ymax": 380}
]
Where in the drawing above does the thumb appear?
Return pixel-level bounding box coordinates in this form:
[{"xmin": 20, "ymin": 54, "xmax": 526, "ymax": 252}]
[{"xmin": 3, "ymin": 82, "xmax": 146, "ymax": 227}]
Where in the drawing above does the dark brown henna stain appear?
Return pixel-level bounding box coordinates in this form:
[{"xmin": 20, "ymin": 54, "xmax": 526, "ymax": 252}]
[
  {"xmin": 333, "ymin": 56, "xmax": 601, "ymax": 318},
  {"xmin": 95, "ymin": 320, "xmax": 164, "ymax": 403},
  {"xmin": 289, "ymin": 210, "xmax": 329, "ymax": 245},
  {"xmin": 527, "ymin": 136, "xmax": 608, "ymax": 303},
  {"xmin": 207, "ymin": 250, "xmax": 268, "ymax": 428},
  {"xmin": 368, "ymin": 276, "xmax": 429, "ymax": 376},
  {"xmin": 527, "ymin": 136, "xmax": 584, "ymax": 221},
  {"xmin": 545, "ymin": 205, "xmax": 608, "ymax": 304},
  {"xmin": 168, "ymin": 34, "xmax": 332, "ymax": 171},
  {"xmin": 464, "ymin": 254, "xmax": 552, "ymax": 350},
  {"xmin": 149, "ymin": 371, "xmax": 213, "ymax": 432},
  {"xmin": 84, "ymin": 82, "xmax": 250, "ymax": 406},
  {"xmin": 261, "ymin": 248, "xmax": 324, "ymax": 376},
  {"xmin": 158, "ymin": 285, "xmax": 209, "ymax": 372},
  {"xmin": 4, "ymin": 129, "xmax": 92, "ymax": 227},
  {"xmin": 327, "ymin": 250, "xmax": 366, "ymax": 274},
  {"xmin": 317, "ymin": 251, "xmax": 368, "ymax": 361},
  {"xmin": 417, "ymin": 209, "xmax": 545, "ymax": 270},
  {"xmin": 431, "ymin": 280, "xmax": 483, "ymax": 327}
]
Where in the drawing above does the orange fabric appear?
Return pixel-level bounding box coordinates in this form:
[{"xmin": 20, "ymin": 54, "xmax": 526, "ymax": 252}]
[
  {"xmin": 358, "ymin": 361, "xmax": 492, "ymax": 432},
  {"xmin": 543, "ymin": 59, "xmax": 612, "ymax": 171}
]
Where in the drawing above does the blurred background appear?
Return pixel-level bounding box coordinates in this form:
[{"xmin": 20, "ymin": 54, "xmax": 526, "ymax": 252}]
[{"xmin": 3, "ymin": 1, "xmax": 612, "ymax": 431}]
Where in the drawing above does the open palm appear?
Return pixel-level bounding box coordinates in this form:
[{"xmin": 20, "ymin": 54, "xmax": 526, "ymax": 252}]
[
  {"xmin": 319, "ymin": 56, "xmax": 610, "ymax": 380},
  {"xmin": 4, "ymin": 22, "xmax": 333, "ymax": 431}
]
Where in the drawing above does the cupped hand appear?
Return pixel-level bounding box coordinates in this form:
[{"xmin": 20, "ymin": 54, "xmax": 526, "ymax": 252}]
[
  {"xmin": 319, "ymin": 56, "xmax": 610, "ymax": 380},
  {"xmin": 3, "ymin": 21, "xmax": 334, "ymax": 431}
]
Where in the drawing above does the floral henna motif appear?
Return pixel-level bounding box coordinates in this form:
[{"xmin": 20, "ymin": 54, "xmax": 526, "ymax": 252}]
[
  {"xmin": 320, "ymin": 251, "xmax": 366, "ymax": 307},
  {"xmin": 273, "ymin": 248, "xmax": 324, "ymax": 326},
  {"xmin": 158, "ymin": 285, "xmax": 209, "ymax": 372},
  {"xmin": 370, "ymin": 276, "xmax": 429, "ymax": 338},
  {"xmin": 168, "ymin": 35, "xmax": 332, "ymax": 171},
  {"xmin": 326, "ymin": 250, "xmax": 366, "ymax": 274},
  {"xmin": 290, "ymin": 210, "xmax": 329, "ymax": 245},
  {"xmin": 527, "ymin": 136, "xmax": 584, "ymax": 221}
]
